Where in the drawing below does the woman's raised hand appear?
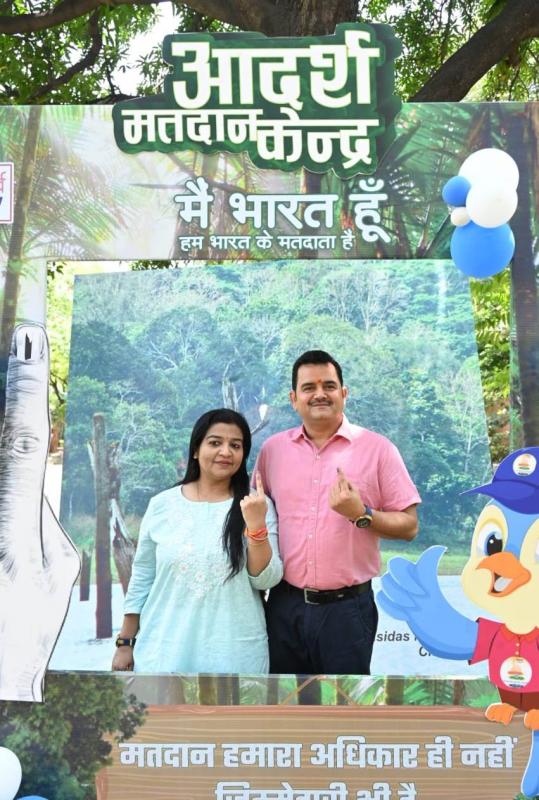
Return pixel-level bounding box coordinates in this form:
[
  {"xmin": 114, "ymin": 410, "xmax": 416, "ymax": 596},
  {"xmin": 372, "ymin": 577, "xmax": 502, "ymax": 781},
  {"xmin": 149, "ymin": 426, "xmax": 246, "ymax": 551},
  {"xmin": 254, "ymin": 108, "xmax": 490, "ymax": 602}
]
[{"xmin": 240, "ymin": 472, "xmax": 268, "ymax": 532}]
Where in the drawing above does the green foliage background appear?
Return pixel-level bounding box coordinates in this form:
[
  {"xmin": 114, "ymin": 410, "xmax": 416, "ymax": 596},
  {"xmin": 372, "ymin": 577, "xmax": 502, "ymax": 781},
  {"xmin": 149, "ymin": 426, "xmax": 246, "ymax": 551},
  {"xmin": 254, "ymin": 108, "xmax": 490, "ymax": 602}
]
[
  {"xmin": 2, "ymin": 1, "xmax": 537, "ymax": 104},
  {"xmin": 61, "ymin": 259, "xmax": 490, "ymax": 554},
  {"xmin": 0, "ymin": 674, "xmax": 145, "ymax": 800}
]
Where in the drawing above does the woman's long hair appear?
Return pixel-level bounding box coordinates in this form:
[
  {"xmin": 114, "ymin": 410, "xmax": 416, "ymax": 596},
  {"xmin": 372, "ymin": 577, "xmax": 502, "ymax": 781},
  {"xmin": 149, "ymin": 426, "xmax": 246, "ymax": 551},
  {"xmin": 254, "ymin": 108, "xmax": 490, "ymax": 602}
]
[{"xmin": 178, "ymin": 408, "xmax": 252, "ymax": 578}]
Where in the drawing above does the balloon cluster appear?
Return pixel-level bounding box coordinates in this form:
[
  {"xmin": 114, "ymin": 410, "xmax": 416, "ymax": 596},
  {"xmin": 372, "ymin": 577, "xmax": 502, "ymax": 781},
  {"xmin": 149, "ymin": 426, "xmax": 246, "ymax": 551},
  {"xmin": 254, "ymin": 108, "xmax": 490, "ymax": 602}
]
[
  {"xmin": 442, "ymin": 148, "xmax": 519, "ymax": 279},
  {"xmin": 0, "ymin": 747, "xmax": 48, "ymax": 800}
]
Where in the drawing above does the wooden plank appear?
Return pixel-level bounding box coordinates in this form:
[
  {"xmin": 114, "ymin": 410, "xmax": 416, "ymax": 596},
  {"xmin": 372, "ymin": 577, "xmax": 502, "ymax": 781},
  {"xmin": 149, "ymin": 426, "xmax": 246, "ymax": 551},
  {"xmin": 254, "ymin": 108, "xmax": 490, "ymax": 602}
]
[{"xmin": 96, "ymin": 705, "xmax": 531, "ymax": 799}]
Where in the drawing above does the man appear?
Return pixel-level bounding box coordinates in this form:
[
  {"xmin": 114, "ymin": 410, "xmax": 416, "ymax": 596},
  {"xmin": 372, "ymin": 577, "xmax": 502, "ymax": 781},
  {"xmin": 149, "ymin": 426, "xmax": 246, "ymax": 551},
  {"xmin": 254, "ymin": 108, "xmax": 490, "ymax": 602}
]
[{"xmin": 255, "ymin": 350, "xmax": 421, "ymax": 675}]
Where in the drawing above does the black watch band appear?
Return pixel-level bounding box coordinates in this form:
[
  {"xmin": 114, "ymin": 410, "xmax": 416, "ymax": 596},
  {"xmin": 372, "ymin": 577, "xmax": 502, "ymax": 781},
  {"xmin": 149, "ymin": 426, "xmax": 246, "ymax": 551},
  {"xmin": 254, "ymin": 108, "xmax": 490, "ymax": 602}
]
[{"xmin": 115, "ymin": 636, "xmax": 136, "ymax": 647}]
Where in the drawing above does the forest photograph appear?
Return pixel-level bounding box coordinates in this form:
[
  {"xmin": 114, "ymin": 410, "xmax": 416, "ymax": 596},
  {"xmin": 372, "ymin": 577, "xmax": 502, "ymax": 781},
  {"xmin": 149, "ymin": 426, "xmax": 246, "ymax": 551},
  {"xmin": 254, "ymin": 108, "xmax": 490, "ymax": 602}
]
[{"xmin": 61, "ymin": 257, "xmax": 491, "ymax": 561}]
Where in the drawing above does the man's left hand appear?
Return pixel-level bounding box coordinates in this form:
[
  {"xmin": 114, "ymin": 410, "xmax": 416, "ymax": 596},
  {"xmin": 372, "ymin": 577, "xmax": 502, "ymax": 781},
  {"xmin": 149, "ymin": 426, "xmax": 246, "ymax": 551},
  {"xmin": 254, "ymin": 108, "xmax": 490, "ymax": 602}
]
[{"xmin": 329, "ymin": 468, "xmax": 365, "ymax": 521}]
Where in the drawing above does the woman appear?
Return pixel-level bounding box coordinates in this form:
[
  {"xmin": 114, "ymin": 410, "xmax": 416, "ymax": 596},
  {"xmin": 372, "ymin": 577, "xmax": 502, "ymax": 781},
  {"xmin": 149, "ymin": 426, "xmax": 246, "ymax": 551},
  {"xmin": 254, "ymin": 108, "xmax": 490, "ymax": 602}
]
[{"xmin": 112, "ymin": 408, "xmax": 282, "ymax": 673}]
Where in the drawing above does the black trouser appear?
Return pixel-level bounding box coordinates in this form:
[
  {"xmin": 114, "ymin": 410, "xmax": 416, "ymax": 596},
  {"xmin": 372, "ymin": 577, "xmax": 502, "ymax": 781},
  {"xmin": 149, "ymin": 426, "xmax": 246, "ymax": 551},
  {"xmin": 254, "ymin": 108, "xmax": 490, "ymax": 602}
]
[{"xmin": 265, "ymin": 580, "xmax": 378, "ymax": 675}]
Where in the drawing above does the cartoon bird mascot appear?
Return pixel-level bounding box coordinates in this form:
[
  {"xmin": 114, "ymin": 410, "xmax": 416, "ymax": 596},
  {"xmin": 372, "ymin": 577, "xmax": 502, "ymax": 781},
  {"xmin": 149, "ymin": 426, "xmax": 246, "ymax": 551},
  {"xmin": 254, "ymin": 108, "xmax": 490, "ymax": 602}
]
[{"xmin": 378, "ymin": 448, "xmax": 539, "ymax": 798}]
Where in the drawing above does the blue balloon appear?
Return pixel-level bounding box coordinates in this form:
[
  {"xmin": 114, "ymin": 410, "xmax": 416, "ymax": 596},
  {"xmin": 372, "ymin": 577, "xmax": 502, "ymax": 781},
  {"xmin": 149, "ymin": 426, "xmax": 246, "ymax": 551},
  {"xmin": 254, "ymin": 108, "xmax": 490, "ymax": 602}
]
[
  {"xmin": 442, "ymin": 175, "xmax": 471, "ymax": 206},
  {"xmin": 450, "ymin": 221, "xmax": 515, "ymax": 278}
]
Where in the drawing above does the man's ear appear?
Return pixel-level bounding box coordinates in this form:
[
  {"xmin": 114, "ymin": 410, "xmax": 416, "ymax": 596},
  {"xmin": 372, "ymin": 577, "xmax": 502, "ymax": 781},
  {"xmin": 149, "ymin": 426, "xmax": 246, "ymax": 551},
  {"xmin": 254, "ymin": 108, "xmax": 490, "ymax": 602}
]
[
  {"xmin": 342, "ymin": 386, "xmax": 349, "ymax": 404},
  {"xmin": 289, "ymin": 389, "xmax": 297, "ymax": 410}
]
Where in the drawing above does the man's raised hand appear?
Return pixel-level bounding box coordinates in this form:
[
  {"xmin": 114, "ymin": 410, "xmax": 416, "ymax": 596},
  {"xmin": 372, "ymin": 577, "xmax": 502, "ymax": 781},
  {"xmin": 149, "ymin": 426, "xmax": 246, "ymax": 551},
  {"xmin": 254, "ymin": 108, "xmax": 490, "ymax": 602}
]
[{"xmin": 328, "ymin": 467, "xmax": 365, "ymax": 521}]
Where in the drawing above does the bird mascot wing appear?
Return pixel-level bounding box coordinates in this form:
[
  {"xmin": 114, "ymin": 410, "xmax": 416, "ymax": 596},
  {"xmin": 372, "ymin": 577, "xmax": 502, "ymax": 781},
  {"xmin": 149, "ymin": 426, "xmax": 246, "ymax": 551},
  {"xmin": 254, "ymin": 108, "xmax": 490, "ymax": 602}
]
[{"xmin": 377, "ymin": 545, "xmax": 478, "ymax": 660}]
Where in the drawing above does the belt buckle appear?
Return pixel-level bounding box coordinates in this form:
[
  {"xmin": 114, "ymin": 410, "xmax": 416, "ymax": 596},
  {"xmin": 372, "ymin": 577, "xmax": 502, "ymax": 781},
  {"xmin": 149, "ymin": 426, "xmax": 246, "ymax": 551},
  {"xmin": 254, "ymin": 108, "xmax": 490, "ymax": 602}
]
[{"xmin": 304, "ymin": 588, "xmax": 320, "ymax": 605}]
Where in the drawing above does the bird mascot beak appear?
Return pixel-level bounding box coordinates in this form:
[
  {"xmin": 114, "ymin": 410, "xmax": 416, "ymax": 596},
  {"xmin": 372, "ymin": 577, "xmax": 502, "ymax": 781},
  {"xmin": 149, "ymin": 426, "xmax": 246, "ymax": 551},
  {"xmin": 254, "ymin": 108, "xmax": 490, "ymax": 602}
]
[{"xmin": 476, "ymin": 551, "xmax": 531, "ymax": 597}]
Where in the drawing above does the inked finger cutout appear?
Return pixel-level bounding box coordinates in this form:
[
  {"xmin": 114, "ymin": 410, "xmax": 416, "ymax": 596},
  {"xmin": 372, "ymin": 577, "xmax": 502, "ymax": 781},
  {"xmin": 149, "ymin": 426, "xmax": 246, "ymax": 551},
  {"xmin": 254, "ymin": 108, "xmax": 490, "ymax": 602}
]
[{"xmin": 13, "ymin": 325, "xmax": 45, "ymax": 364}]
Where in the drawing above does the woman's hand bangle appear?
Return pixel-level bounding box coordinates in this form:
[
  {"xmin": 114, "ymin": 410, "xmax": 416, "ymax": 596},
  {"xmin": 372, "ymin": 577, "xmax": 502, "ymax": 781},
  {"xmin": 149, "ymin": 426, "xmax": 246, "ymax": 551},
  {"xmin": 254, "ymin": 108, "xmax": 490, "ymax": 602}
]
[{"xmin": 246, "ymin": 526, "xmax": 268, "ymax": 539}]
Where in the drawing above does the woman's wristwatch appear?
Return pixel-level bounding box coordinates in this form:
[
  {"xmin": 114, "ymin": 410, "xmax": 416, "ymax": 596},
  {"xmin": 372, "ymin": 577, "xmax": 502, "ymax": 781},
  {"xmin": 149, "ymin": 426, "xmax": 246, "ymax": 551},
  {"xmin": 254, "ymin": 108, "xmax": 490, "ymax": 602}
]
[{"xmin": 115, "ymin": 635, "xmax": 136, "ymax": 647}]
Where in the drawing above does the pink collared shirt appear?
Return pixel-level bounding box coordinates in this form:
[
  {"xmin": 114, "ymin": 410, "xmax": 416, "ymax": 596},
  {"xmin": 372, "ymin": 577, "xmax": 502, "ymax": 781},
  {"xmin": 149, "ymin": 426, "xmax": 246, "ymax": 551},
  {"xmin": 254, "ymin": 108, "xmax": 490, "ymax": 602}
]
[{"xmin": 255, "ymin": 417, "xmax": 421, "ymax": 589}]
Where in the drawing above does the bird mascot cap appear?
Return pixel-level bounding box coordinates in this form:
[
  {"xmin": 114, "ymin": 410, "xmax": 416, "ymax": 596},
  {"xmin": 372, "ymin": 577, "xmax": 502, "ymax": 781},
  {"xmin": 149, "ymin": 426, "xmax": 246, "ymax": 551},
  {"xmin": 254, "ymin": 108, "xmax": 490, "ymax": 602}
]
[{"xmin": 462, "ymin": 447, "xmax": 539, "ymax": 513}]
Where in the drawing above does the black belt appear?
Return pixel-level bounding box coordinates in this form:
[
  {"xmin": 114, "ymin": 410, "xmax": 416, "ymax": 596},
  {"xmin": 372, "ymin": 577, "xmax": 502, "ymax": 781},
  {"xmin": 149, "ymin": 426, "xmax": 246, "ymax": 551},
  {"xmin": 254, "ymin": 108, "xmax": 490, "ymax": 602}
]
[{"xmin": 281, "ymin": 579, "xmax": 371, "ymax": 605}]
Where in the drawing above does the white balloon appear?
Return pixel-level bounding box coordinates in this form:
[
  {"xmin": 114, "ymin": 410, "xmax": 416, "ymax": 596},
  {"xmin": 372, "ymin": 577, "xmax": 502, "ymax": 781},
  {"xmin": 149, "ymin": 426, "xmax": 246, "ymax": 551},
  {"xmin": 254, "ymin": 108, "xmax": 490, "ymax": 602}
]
[
  {"xmin": 466, "ymin": 182, "xmax": 518, "ymax": 228},
  {"xmin": 0, "ymin": 747, "xmax": 22, "ymax": 800},
  {"xmin": 450, "ymin": 207, "xmax": 470, "ymax": 227},
  {"xmin": 459, "ymin": 148, "xmax": 519, "ymax": 190}
]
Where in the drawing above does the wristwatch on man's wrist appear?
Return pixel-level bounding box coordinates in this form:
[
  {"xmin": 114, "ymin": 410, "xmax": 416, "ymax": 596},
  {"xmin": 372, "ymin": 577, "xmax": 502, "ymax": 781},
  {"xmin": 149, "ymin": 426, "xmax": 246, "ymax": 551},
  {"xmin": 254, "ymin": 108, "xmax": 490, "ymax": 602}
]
[{"xmin": 352, "ymin": 506, "xmax": 374, "ymax": 528}]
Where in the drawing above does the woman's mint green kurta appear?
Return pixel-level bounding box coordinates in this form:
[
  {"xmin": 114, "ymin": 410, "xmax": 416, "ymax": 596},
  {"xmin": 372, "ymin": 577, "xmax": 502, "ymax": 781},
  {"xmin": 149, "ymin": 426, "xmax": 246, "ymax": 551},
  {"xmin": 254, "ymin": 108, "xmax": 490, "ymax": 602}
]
[{"xmin": 124, "ymin": 486, "xmax": 282, "ymax": 673}]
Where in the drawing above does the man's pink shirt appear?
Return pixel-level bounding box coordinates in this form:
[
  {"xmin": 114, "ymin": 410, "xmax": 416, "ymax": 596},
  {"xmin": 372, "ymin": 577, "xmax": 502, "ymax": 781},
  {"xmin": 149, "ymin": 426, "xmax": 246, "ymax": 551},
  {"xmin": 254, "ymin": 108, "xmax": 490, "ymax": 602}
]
[{"xmin": 255, "ymin": 416, "xmax": 421, "ymax": 590}]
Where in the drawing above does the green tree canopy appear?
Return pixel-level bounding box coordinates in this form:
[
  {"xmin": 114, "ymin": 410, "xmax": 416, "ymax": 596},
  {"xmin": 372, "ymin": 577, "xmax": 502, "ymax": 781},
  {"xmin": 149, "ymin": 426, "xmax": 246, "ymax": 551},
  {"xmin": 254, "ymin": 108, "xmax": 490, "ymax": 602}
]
[
  {"xmin": 0, "ymin": 0, "xmax": 538, "ymax": 103},
  {"xmin": 0, "ymin": 673, "xmax": 145, "ymax": 800}
]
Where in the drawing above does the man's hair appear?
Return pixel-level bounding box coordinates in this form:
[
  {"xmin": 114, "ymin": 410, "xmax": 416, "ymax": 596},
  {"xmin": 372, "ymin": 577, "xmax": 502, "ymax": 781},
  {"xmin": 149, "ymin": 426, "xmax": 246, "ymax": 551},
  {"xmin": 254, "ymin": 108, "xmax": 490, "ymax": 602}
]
[{"xmin": 291, "ymin": 350, "xmax": 344, "ymax": 390}]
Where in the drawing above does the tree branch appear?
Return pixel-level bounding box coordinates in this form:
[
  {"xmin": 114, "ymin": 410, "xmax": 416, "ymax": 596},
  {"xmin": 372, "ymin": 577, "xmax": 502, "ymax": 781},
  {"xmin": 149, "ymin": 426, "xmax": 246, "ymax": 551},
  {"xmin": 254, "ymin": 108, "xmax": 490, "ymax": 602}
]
[
  {"xmin": 0, "ymin": 0, "xmax": 281, "ymax": 34},
  {"xmin": 178, "ymin": 0, "xmax": 282, "ymax": 34},
  {"xmin": 27, "ymin": 9, "xmax": 102, "ymax": 100},
  {"xmin": 0, "ymin": 0, "xmax": 159, "ymax": 33},
  {"xmin": 411, "ymin": 0, "xmax": 539, "ymax": 101}
]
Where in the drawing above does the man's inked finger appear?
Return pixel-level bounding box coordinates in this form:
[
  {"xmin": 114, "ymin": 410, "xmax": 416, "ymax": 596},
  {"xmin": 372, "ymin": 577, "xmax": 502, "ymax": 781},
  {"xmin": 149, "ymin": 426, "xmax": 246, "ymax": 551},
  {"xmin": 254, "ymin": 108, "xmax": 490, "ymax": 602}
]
[{"xmin": 336, "ymin": 467, "xmax": 349, "ymax": 489}]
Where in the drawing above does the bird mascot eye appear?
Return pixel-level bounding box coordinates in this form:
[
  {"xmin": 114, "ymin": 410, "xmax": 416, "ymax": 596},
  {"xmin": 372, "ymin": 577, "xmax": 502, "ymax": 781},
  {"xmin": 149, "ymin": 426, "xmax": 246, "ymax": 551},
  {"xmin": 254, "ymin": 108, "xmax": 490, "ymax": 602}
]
[{"xmin": 476, "ymin": 523, "xmax": 504, "ymax": 556}]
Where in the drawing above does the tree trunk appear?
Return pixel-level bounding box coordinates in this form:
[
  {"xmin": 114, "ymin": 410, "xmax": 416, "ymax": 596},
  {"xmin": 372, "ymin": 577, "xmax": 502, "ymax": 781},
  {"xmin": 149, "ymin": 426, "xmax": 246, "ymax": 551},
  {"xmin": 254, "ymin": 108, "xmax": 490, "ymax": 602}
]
[
  {"xmin": 266, "ymin": 677, "xmax": 280, "ymax": 704},
  {"xmin": 128, "ymin": 675, "xmax": 187, "ymax": 704},
  {"xmin": 198, "ymin": 676, "xmax": 218, "ymax": 704},
  {"xmin": 282, "ymin": 0, "xmax": 357, "ymax": 36},
  {"xmin": 452, "ymin": 679, "xmax": 465, "ymax": 706},
  {"xmin": 0, "ymin": 106, "xmax": 42, "ymax": 423},
  {"xmin": 79, "ymin": 549, "xmax": 91, "ymax": 601},
  {"xmin": 507, "ymin": 107, "xmax": 539, "ymax": 446},
  {"xmin": 111, "ymin": 498, "xmax": 136, "ymax": 593},
  {"xmin": 383, "ymin": 677, "xmax": 404, "ymax": 705},
  {"xmin": 89, "ymin": 435, "xmax": 135, "ymax": 594},
  {"xmin": 93, "ymin": 413, "xmax": 112, "ymax": 638},
  {"xmin": 216, "ymin": 675, "xmax": 240, "ymax": 704},
  {"xmin": 108, "ymin": 434, "xmax": 134, "ymax": 592}
]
